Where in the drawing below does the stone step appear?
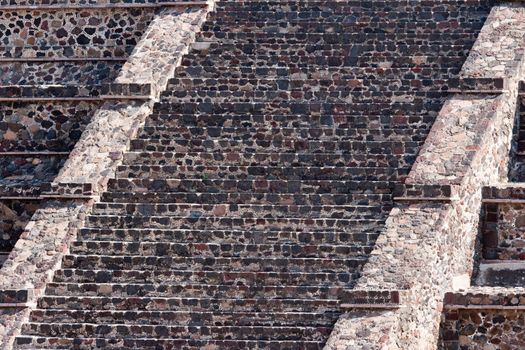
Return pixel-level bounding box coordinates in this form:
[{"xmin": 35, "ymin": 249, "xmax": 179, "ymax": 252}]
[
  {"xmin": 30, "ymin": 309, "xmax": 340, "ymax": 327},
  {"xmin": 173, "ymin": 65, "xmax": 463, "ymax": 79},
  {"xmin": 174, "ymin": 65, "xmax": 462, "ymax": 80},
  {"xmin": 212, "ymin": 2, "xmax": 490, "ymax": 11},
  {"xmin": 180, "ymin": 54, "xmax": 469, "ymax": 69},
  {"xmin": 68, "ymin": 241, "xmax": 374, "ymax": 258},
  {"xmin": 101, "ymin": 187, "xmax": 392, "ymax": 205},
  {"xmin": 209, "ymin": 6, "xmax": 489, "ymax": 17},
  {"xmin": 53, "ymin": 268, "xmax": 357, "ymax": 286},
  {"xmin": 130, "ymin": 137, "xmax": 423, "ymax": 153},
  {"xmin": 145, "ymin": 113, "xmax": 436, "ymax": 129},
  {"xmin": 84, "ymin": 215, "xmax": 384, "ymax": 233},
  {"xmin": 62, "ymin": 254, "xmax": 366, "ymax": 272},
  {"xmin": 86, "ymin": 215, "xmax": 384, "ymax": 232},
  {"xmin": 37, "ymin": 295, "xmax": 343, "ymax": 312},
  {"xmin": 201, "ymin": 20, "xmax": 485, "ymax": 34},
  {"xmin": 15, "ymin": 336, "xmax": 325, "ymax": 349},
  {"xmin": 132, "ymin": 126, "xmax": 426, "ymax": 143},
  {"xmin": 114, "ymin": 165, "xmax": 408, "ymax": 181},
  {"xmin": 195, "ymin": 31, "xmax": 479, "ymax": 45},
  {"xmin": 137, "ymin": 126, "xmax": 426, "ymax": 142},
  {"xmin": 475, "ymin": 261, "xmax": 525, "ymax": 287},
  {"xmin": 161, "ymin": 88, "xmax": 451, "ymax": 104},
  {"xmin": 21, "ymin": 322, "xmax": 332, "ymax": 341},
  {"xmin": 165, "ymin": 79, "xmax": 453, "ymax": 96},
  {"xmin": 153, "ymin": 101, "xmax": 444, "ymax": 116},
  {"xmin": 138, "ymin": 124, "xmax": 427, "ymax": 138},
  {"xmin": 204, "ymin": 18, "xmax": 484, "ymax": 30},
  {"xmin": 213, "ymin": 0, "xmax": 492, "ymax": 12},
  {"xmin": 91, "ymin": 203, "xmax": 386, "ymax": 220},
  {"xmin": 106, "ymin": 178, "xmax": 393, "ymax": 195},
  {"xmin": 480, "ymin": 186, "xmax": 525, "ymax": 260},
  {"xmin": 100, "ymin": 191, "xmax": 393, "ymax": 206},
  {"xmin": 121, "ymin": 151, "xmax": 415, "ymax": 168},
  {"xmin": 78, "ymin": 228, "xmax": 380, "ymax": 245},
  {"xmin": 44, "ymin": 282, "xmax": 350, "ymax": 300},
  {"xmin": 191, "ymin": 41, "xmax": 473, "ymax": 54}
]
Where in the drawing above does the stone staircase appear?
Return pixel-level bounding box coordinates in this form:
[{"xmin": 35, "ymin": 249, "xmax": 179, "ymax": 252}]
[
  {"xmin": 13, "ymin": 0, "xmax": 492, "ymax": 349},
  {"xmin": 0, "ymin": 2, "xmax": 168, "ymax": 261}
]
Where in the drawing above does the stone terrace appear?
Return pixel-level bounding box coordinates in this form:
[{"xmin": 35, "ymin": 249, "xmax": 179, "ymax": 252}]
[
  {"xmin": 5, "ymin": 0, "xmax": 497, "ymax": 349},
  {"xmin": 0, "ymin": 0, "xmax": 206, "ymax": 263}
]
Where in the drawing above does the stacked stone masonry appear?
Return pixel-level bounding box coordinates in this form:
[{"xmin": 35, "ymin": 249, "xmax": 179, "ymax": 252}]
[
  {"xmin": 0, "ymin": 1, "xmax": 206, "ymax": 261},
  {"xmin": 12, "ymin": 0, "xmax": 525, "ymax": 349},
  {"xmin": 328, "ymin": 2, "xmax": 525, "ymax": 350},
  {"xmin": 0, "ymin": 0, "xmax": 502, "ymax": 349},
  {"xmin": 440, "ymin": 111, "xmax": 525, "ymax": 347}
]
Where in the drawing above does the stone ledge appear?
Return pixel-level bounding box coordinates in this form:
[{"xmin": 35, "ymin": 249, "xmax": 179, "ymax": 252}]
[
  {"xmin": 0, "ymin": 196, "xmax": 41, "ymax": 201},
  {"xmin": 0, "ymin": 151, "xmax": 70, "ymax": 156},
  {"xmin": 0, "ymin": 289, "xmax": 32, "ymax": 308},
  {"xmin": 448, "ymin": 77, "xmax": 507, "ymax": 94},
  {"xmin": 444, "ymin": 288, "xmax": 525, "ymax": 309},
  {"xmin": 0, "ymin": 185, "xmax": 42, "ymax": 198},
  {"xmin": 0, "ymin": 84, "xmax": 152, "ymax": 102},
  {"xmin": 482, "ymin": 185, "xmax": 525, "ymax": 201},
  {"xmin": 40, "ymin": 183, "xmax": 95, "ymax": 198},
  {"xmin": 393, "ymin": 184, "xmax": 458, "ymax": 202}
]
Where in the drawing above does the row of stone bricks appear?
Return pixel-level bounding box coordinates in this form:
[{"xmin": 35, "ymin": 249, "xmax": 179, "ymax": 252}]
[
  {"xmin": 145, "ymin": 112, "xmax": 436, "ymax": 128},
  {"xmin": 191, "ymin": 43, "xmax": 476, "ymax": 57},
  {"xmin": 182, "ymin": 54, "xmax": 470, "ymax": 69},
  {"xmin": 120, "ymin": 152, "xmax": 417, "ymax": 170},
  {"xmin": 101, "ymin": 188, "xmax": 394, "ymax": 202},
  {"xmin": 174, "ymin": 67, "xmax": 465, "ymax": 80},
  {"xmin": 214, "ymin": 0, "xmax": 494, "ymax": 11},
  {"xmin": 78, "ymin": 227, "xmax": 382, "ymax": 245},
  {"xmin": 197, "ymin": 31, "xmax": 482, "ymax": 45},
  {"xmin": 152, "ymin": 101, "xmax": 446, "ymax": 115},
  {"xmin": 201, "ymin": 21, "xmax": 486, "ymax": 34}
]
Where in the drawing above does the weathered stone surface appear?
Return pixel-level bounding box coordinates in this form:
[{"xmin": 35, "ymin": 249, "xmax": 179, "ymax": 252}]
[
  {"xmin": 0, "ymin": 8, "xmax": 153, "ymax": 54},
  {"xmin": 326, "ymin": 3, "xmax": 525, "ymax": 350},
  {"xmin": 56, "ymin": 5, "xmax": 211, "ymax": 191},
  {"xmin": 5, "ymin": 0, "xmax": 523, "ymax": 349},
  {"xmin": 0, "ymin": 3, "xmax": 213, "ymax": 348}
]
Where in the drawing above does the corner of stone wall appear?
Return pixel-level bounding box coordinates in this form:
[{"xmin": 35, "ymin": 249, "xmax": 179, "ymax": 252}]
[
  {"xmin": 325, "ymin": 4, "xmax": 525, "ymax": 349},
  {"xmin": 0, "ymin": 3, "xmax": 215, "ymax": 348}
]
